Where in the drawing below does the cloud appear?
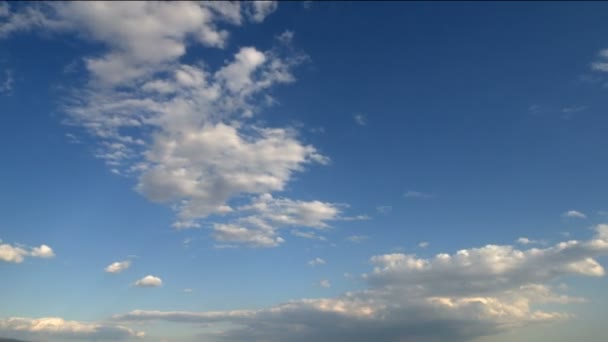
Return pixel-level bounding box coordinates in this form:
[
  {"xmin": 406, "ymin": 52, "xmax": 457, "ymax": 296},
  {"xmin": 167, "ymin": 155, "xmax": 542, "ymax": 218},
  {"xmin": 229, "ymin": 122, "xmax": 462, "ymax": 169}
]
[
  {"xmin": 0, "ymin": 241, "xmax": 55, "ymax": 263},
  {"xmin": 308, "ymin": 257, "xmax": 326, "ymax": 267},
  {"xmin": 0, "ymin": 69, "xmax": 13, "ymax": 94},
  {"xmin": 376, "ymin": 205, "xmax": 392, "ymax": 214},
  {"xmin": 404, "ymin": 190, "xmax": 433, "ymax": 199},
  {"xmin": 134, "ymin": 275, "xmax": 162, "ymax": 288},
  {"xmin": 0, "ymin": 2, "xmax": 360, "ymax": 247},
  {"xmin": 317, "ymin": 279, "xmax": 331, "ymax": 288},
  {"xmin": 353, "ymin": 114, "xmax": 367, "ymax": 126},
  {"xmin": 561, "ymin": 105, "xmax": 587, "ymax": 114},
  {"xmin": 291, "ymin": 230, "xmax": 327, "ymax": 241},
  {"xmin": 104, "ymin": 260, "xmax": 131, "ymax": 273},
  {"xmin": 113, "ymin": 225, "xmax": 608, "ymax": 342},
  {"xmin": 247, "ymin": 1, "xmax": 278, "ymax": 23},
  {"xmin": 418, "ymin": 241, "xmax": 429, "ymax": 248},
  {"xmin": 347, "ymin": 235, "xmax": 368, "ymax": 243},
  {"xmin": 516, "ymin": 237, "xmax": 536, "ymax": 245},
  {"xmin": 209, "ymin": 194, "xmax": 346, "ymax": 248},
  {"xmin": 562, "ymin": 210, "xmax": 587, "ymax": 219},
  {"xmin": 591, "ymin": 49, "xmax": 608, "ymax": 72},
  {"xmin": 183, "ymin": 288, "xmax": 193, "ymax": 294},
  {"xmin": 0, "ymin": 316, "xmax": 143, "ymax": 340}
]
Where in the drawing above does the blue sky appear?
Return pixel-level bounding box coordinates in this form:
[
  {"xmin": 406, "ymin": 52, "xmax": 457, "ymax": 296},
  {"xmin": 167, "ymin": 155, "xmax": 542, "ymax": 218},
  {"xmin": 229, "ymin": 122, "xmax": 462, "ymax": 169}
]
[{"xmin": 1, "ymin": 2, "xmax": 608, "ymax": 341}]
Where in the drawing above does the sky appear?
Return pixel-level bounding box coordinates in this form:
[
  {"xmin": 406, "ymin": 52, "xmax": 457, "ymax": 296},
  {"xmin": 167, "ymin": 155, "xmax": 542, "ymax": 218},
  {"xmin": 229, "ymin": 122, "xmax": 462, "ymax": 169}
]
[{"xmin": 1, "ymin": 1, "xmax": 608, "ymax": 341}]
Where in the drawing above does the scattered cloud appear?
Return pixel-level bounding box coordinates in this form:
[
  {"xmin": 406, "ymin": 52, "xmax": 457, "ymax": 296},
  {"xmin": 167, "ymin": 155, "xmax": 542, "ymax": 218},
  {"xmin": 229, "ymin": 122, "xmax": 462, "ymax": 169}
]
[
  {"xmin": 347, "ymin": 235, "xmax": 368, "ymax": 243},
  {"xmin": 317, "ymin": 279, "xmax": 331, "ymax": 288},
  {"xmin": 105, "ymin": 260, "xmax": 131, "ymax": 273},
  {"xmin": 0, "ymin": 241, "xmax": 54, "ymax": 263},
  {"xmin": 562, "ymin": 210, "xmax": 587, "ymax": 219},
  {"xmin": 353, "ymin": 113, "xmax": 367, "ymax": 126},
  {"xmin": 0, "ymin": 316, "xmax": 143, "ymax": 340},
  {"xmin": 183, "ymin": 288, "xmax": 193, "ymax": 294},
  {"xmin": 134, "ymin": 275, "xmax": 162, "ymax": 288},
  {"xmin": 376, "ymin": 205, "xmax": 392, "ymax": 214},
  {"xmin": 404, "ymin": 190, "xmax": 433, "ymax": 199},
  {"xmin": 418, "ymin": 241, "xmax": 429, "ymax": 248},
  {"xmin": 112, "ymin": 224, "xmax": 608, "ymax": 342},
  {"xmin": 598, "ymin": 210, "xmax": 608, "ymax": 216},
  {"xmin": 308, "ymin": 257, "xmax": 326, "ymax": 267}
]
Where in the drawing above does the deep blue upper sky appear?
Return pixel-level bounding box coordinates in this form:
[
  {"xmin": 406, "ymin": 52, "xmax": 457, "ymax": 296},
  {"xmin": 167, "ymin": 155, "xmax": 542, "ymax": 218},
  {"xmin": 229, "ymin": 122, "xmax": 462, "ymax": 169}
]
[{"xmin": 1, "ymin": 2, "xmax": 607, "ymax": 342}]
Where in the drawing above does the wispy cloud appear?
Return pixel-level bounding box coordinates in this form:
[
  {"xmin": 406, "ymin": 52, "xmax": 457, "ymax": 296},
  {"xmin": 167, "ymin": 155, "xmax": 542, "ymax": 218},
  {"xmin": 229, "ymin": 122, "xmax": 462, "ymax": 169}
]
[
  {"xmin": 404, "ymin": 190, "xmax": 433, "ymax": 199},
  {"xmin": 347, "ymin": 235, "xmax": 368, "ymax": 243},
  {"xmin": 354, "ymin": 113, "xmax": 367, "ymax": 126},
  {"xmin": 0, "ymin": 69, "xmax": 13, "ymax": 95},
  {"xmin": 376, "ymin": 205, "xmax": 392, "ymax": 214},
  {"xmin": 308, "ymin": 257, "xmax": 326, "ymax": 267},
  {"xmin": 317, "ymin": 279, "xmax": 331, "ymax": 288}
]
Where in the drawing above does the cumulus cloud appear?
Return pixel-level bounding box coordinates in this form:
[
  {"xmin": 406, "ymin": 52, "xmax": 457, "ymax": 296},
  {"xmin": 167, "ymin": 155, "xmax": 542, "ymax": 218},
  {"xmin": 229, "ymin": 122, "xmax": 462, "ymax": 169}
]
[
  {"xmin": 0, "ymin": 316, "xmax": 143, "ymax": 340},
  {"xmin": 0, "ymin": 2, "xmax": 359, "ymax": 247},
  {"xmin": 562, "ymin": 210, "xmax": 587, "ymax": 219},
  {"xmin": 112, "ymin": 225, "xmax": 608, "ymax": 342},
  {"xmin": 308, "ymin": 257, "xmax": 326, "ymax": 267},
  {"xmin": 104, "ymin": 260, "xmax": 131, "ymax": 273},
  {"xmin": 134, "ymin": 275, "xmax": 162, "ymax": 288},
  {"xmin": 418, "ymin": 241, "xmax": 429, "ymax": 248},
  {"xmin": 0, "ymin": 241, "xmax": 54, "ymax": 263}
]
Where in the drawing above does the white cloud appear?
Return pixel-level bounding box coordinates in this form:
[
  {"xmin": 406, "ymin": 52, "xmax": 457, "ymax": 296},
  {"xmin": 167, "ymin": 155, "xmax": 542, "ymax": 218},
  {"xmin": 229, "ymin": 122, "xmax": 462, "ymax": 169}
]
[
  {"xmin": 0, "ymin": 241, "xmax": 55, "ymax": 263},
  {"xmin": 404, "ymin": 190, "xmax": 433, "ymax": 199},
  {"xmin": 183, "ymin": 288, "xmax": 193, "ymax": 294},
  {"xmin": 247, "ymin": 1, "xmax": 278, "ymax": 23},
  {"xmin": 113, "ymin": 225, "xmax": 608, "ymax": 342},
  {"xmin": 592, "ymin": 49, "xmax": 608, "ymax": 72},
  {"xmin": 308, "ymin": 257, "xmax": 326, "ymax": 267},
  {"xmin": 105, "ymin": 260, "xmax": 131, "ymax": 273},
  {"xmin": 516, "ymin": 237, "xmax": 535, "ymax": 245},
  {"xmin": 134, "ymin": 275, "xmax": 162, "ymax": 288},
  {"xmin": 0, "ymin": 2, "xmax": 362, "ymax": 247},
  {"xmin": 0, "ymin": 316, "xmax": 143, "ymax": 340},
  {"xmin": 353, "ymin": 113, "xmax": 366, "ymax": 126},
  {"xmin": 291, "ymin": 230, "xmax": 327, "ymax": 241},
  {"xmin": 418, "ymin": 241, "xmax": 429, "ymax": 248},
  {"xmin": 347, "ymin": 235, "xmax": 368, "ymax": 243},
  {"xmin": 317, "ymin": 279, "xmax": 331, "ymax": 288},
  {"xmin": 562, "ymin": 210, "xmax": 587, "ymax": 219}
]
